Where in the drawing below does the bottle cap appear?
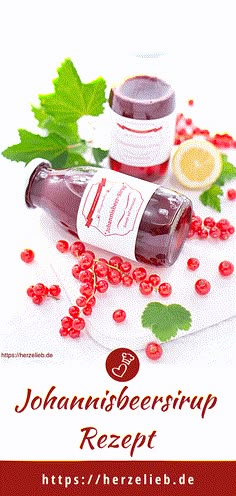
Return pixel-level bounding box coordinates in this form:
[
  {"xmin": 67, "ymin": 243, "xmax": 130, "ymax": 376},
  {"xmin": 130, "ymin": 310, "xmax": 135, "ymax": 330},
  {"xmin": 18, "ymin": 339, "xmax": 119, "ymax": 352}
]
[{"xmin": 24, "ymin": 158, "xmax": 51, "ymax": 206}]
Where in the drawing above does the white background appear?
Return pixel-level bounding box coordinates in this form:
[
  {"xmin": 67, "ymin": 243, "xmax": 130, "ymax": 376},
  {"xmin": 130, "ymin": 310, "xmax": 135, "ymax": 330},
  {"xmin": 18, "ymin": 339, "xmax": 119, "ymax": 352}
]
[{"xmin": 0, "ymin": 0, "xmax": 235, "ymax": 461}]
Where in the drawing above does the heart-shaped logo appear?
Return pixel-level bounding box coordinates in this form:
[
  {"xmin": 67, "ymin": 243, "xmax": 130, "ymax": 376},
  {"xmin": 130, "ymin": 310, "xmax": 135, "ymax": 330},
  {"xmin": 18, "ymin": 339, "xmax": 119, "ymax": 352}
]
[
  {"xmin": 112, "ymin": 363, "xmax": 127, "ymax": 378},
  {"xmin": 106, "ymin": 348, "xmax": 140, "ymax": 382}
]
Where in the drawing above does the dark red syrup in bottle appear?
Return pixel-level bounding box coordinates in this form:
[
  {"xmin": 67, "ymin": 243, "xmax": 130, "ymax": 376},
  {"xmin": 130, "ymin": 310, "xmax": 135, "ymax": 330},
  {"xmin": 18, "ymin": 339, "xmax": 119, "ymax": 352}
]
[{"xmin": 108, "ymin": 75, "xmax": 176, "ymax": 182}]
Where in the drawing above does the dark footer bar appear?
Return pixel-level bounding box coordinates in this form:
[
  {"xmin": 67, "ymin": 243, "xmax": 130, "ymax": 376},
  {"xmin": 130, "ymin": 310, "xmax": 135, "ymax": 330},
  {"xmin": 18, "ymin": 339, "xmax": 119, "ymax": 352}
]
[{"xmin": 0, "ymin": 460, "xmax": 235, "ymax": 496}]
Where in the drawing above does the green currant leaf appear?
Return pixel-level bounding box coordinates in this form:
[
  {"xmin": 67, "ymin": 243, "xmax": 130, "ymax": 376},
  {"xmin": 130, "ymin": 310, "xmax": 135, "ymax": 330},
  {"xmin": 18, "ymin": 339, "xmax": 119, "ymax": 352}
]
[
  {"xmin": 32, "ymin": 105, "xmax": 82, "ymax": 146},
  {"xmin": 199, "ymin": 184, "xmax": 223, "ymax": 212},
  {"xmin": 2, "ymin": 130, "xmax": 68, "ymax": 164},
  {"xmin": 50, "ymin": 151, "xmax": 69, "ymax": 169},
  {"xmin": 92, "ymin": 147, "xmax": 109, "ymax": 164},
  {"xmin": 65, "ymin": 151, "xmax": 94, "ymax": 168},
  {"xmin": 39, "ymin": 58, "xmax": 107, "ymax": 123},
  {"xmin": 215, "ymin": 155, "xmax": 236, "ymax": 186},
  {"xmin": 141, "ymin": 302, "xmax": 192, "ymax": 342},
  {"xmin": 151, "ymin": 323, "xmax": 178, "ymax": 342},
  {"xmin": 167, "ymin": 304, "xmax": 192, "ymax": 331}
]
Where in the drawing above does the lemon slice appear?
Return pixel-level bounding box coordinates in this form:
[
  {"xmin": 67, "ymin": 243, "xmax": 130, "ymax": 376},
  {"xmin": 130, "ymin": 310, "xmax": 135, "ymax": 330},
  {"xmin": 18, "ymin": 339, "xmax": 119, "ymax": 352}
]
[{"xmin": 172, "ymin": 138, "xmax": 222, "ymax": 189}]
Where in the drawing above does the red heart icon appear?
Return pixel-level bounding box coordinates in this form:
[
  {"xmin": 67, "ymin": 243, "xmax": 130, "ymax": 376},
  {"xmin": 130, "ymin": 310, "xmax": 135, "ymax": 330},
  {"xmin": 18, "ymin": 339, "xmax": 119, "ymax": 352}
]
[{"xmin": 112, "ymin": 363, "xmax": 127, "ymax": 378}]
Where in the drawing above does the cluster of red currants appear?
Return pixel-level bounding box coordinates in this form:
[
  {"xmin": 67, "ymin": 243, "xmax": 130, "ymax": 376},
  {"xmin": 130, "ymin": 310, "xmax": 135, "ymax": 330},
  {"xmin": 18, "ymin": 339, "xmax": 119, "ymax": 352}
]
[
  {"xmin": 26, "ymin": 283, "xmax": 61, "ymax": 305},
  {"xmin": 175, "ymin": 110, "xmax": 236, "ymax": 149},
  {"xmin": 57, "ymin": 239, "xmax": 172, "ymax": 340},
  {"xmin": 20, "ymin": 249, "xmax": 62, "ymax": 305},
  {"xmin": 188, "ymin": 216, "xmax": 235, "ymax": 241}
]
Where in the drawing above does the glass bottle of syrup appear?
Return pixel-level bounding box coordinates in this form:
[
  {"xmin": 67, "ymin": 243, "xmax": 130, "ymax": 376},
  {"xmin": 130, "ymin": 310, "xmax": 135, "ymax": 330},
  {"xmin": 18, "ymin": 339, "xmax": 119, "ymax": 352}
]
[
  {"xmin": 25, "ymin": 160, "xmax": 192, "ymax": 267},
  {"xmin": 108, "ymin": 73, "xmax": 176, "ymax": 182}
]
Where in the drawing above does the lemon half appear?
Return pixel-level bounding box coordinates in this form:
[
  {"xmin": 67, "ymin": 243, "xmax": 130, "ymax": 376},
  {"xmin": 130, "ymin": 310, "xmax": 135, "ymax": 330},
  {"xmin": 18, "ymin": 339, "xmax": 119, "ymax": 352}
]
[{"xmin": 172, "ymin": 138, "xmax": 222, "ymax": 189}]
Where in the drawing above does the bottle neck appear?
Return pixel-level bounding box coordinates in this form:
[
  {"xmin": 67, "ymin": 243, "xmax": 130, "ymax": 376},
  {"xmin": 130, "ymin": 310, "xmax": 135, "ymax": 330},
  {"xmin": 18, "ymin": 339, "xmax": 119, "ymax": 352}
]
[{"xmin": 25, "ymin": 163, "xmax": 51, "ymax": 208}]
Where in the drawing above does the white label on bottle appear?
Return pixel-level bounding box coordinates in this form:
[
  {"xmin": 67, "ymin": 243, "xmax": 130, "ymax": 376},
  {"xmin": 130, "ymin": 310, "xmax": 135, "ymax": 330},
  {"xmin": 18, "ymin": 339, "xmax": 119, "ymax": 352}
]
[
  {"xmin": 109, "ymin": 110, "xmax": 176, "ymax": 166},
  {"xmin": 76, "ymin": 169, "xmax": 157, "ymax": 260}
]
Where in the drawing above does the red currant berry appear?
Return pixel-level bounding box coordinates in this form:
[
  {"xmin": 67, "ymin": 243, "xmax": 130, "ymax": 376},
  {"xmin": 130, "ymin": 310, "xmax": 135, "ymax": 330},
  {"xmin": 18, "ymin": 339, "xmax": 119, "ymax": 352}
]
[
  {"xmin": 84, "ymin": 250, "xmax": 96, "ymax": 258},
  {"xmin": 26, "ymin": 285, "xmax": 35, "ymax": 297},
  {"xmin": 107, "ymin": 268, "xmax": 122, "ymax": 285},
  {"xmin": 122, "ymin": 274, "xmax": 133, "ymax": 287},
  {"xmin": 209, "ymin": 226, "xmax": 221, "ymax": 238},
  {"xmin": 72, "ymin": 317, "xmax": 85, "ymax": 331},
  {"xmin": 70, "ymin": 241, "xmax": 85, "ymax": 257},
  {"xmin": 61, "ymin": 316, "xmax": 73, "ymax": 329},
  {"xmin": 227, "ymin": 188, "xmax": 236, "ymax": 200},
  {"xmin": 112, "ymin": 309, "xmax": 126, "ymax": 323},
  {"xmin": 20, "ymin": 248, "xmax": 35, "ymax": 263},
  {"xmin": 177, "ymin": 127, "xmax": 187, "ymax": 136},
  {"xmin": 94, "ymin": 261, "xmax": 108, "ymax": 278},
  {"xmin": 228, "ymin": 225, "xmax": 235, "ymax": 235},
  {"xmin": 79, "ymin": 252, "xmax": 95, "ymax": 270},
  {"xmin": 69, "ymin": 306, "xmax": 80, "ymax": 318},
  {"xmin": 158, "ymin": 282, "xmax": 172, "ymax": 297},
  {"xmin": 203, "ymin": 217, "xmax": 215, "ymax": 228},
  {"xmin": 148, "ymin": 274, "xmax": 161, "ymax": 287},
  {"xmin": 49, "ymin": 285, "xmax": 61, "ymax": 297},
  {"xmin": 98, "ymin": 257, "xmax": 108, "ymax": 264},
  {"xmin": 190, "ymin": 216, "xmax": 202, "ymax": 232},
  {"xmin": 33, "ymin": 283, "xmax": 46, "ymax": 296},
  {"xmin": 185, "ymin": 117, "xmax": 192, "ymax": 126},
  {"xmin": 132, "ymin": 267, "xmax": 147, "ymax": 282},
  {"xmin": 78, "ymin": 270, "xmax": 93, "ymax": 284},
  {"xmin": 188, "ymin": 99, "xmax": 194, "ymax": 106},
  {"xmin": 79, "ymin": 282, "xmax": 94, "ymax": 297},
  {"xmin": 32, "ymin": 294, "xmax": 44, "ymax": 305},
  {"xmin": 72, "ymin": 264, "xmax": 81, "ymax": 279},
  {"xmin": 76, "ymin": 296, "xmax": 87, "ymax": 307},
  {"xmin": 69, "ymin": 329, "xmax": 81, "ymax": 339},
  {"xmin": 59, "ymin": 327, "xmax": 69, "ymax": 337},
  {"xmin": 218, "ymin": 261, "xmax": 234, "ymax": 276},
  {"xmin": 87, "ymin": 295, "xmax": 96, "ymax": 306},
  {"xmin": 195, "ymin": 279, "xmax": 211, "ymax": 295},
  {"xmin": 145, "ymin": 342, "xmax": 163, "ymax": 360},
  {"xmin": 216, "ymin": 218, "xmax": 230, "ymax": 230},
  {"xmin": 96, "ymin": 279, "xmax": 109, "ymax": 293},
  {"xmin": 187, "ymin": 258, "xmax": 200, "ymax": 271},
  {"xmin": 56, "ymin": 239, "xmax": 69, "ymax": 253},
  {"xmin": 219, "ymin": 230, "xmax": 230, "ymax": 240},
  {"xmin": 119, "ymin": 261, "xmax": 132, "ymax": 273},
  {"xmin": 82, "ymin": 304, "xmax": 93, "ymax": 316},
  {"xmin": 109, "ymin": 255, "xmax": 123, "ymax": 268},
  {"xmin": 139, "ymin": 280, "xmax": 153, "ymax": 296}
]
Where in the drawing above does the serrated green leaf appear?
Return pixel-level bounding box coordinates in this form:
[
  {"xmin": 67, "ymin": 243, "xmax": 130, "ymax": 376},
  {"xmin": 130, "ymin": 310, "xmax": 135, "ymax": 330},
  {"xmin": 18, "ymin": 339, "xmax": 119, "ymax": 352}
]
[
  {"xmin": 92, "ymin": 147, "xmax": 109, "ymax": 164},
  {"xmin": 65, "ymin": 152, "xmax": 92, "ymax": 168},
  {"xmin": 151, "ymin": 323, "xmax": 178, "ymax": 342},
  {"xmin": 2, "ymin": 130, "xmax": 68, "ymax": 164},
  {"xmin": 32, "ymin": 105, "xmax": 82, "ymax": 146},
  {"xmin": 199, "ymin": 184, "xmax": 223, "ymax": 212},
  {"xmin": 50, "ymin": 151, "xmax": 69, "ymax": 169},
  {"xmin": 141, "ymin": 302, "xmax": 192, "ymax": 342},
  {"xmin": 141, "ymin": 302, "xmax": 165, "ymax": 328},
  {"xmin": 215, "ymin": 156, "xmax": 236, "ymax": 186},
  {"xmin": 167, "ymin": 304, "xmax": 192, "ymax": 330},
  {"xmin": 39, "ymin": 58, "xmax": 106, "ymax": 123}
]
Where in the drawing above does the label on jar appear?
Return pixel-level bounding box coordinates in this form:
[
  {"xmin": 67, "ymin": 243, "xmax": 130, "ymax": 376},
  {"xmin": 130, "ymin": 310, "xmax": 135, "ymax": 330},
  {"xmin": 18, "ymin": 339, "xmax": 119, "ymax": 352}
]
[
  {"xmin": 109, "ymin": 110, "xmax": 176, "ymax": 166},
  {"xmin": 76, "ymin": 169, "xmax": 157, "ymax": 260}
]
